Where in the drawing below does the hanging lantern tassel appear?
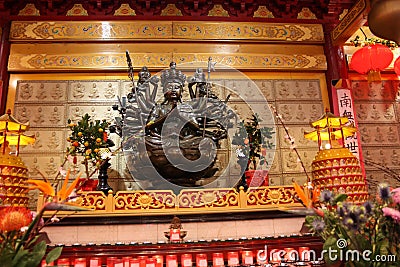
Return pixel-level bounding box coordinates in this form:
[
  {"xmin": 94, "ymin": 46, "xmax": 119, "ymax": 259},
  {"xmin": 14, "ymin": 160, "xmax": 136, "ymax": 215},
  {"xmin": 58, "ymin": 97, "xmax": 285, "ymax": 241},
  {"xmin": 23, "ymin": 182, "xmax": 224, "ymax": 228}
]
[
  {"xmin": 350, "ymin": 44, "xmax": 394, "ymax": 83},
  {"xmin": 394, "ymin": 56, "xmax": 400, "ymax": 76},
  {"xmin": 367, "ymin": 70, "xmax": 382, "ymax": 83}
]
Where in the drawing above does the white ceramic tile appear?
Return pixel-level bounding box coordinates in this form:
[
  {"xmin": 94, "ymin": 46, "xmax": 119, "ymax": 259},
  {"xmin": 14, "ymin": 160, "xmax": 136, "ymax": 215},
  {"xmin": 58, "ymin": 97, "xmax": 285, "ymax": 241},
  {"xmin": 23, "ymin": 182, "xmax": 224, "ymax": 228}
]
[
  {"xmin": 236, "ymin": 219, "xmax": 275, "ymax": 238},
  {"xmin": 117, "ymin": 224, "xmax": 158, "ymax": 243},
  {"xmin": 197, "ymin": 221, "xmax": 236, "ymax": 240},
  {"xmin": 77, "ymin": 225, "xmax": 118, "ymax": 244},
  {"xmin": 272, "ymin": 217, "xmax": 305, "ymax": 236},
  {"xmin": 45, "ymin": 226, "xmax": 78, "ymax": 245}
]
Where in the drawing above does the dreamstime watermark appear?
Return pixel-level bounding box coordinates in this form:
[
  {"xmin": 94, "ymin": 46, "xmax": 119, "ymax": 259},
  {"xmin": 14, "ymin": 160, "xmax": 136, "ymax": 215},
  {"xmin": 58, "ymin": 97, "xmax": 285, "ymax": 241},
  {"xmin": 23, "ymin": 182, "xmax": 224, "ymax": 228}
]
[{"xmin": 256, "ymin": 239, "xmax": 397, "ymax": 263}]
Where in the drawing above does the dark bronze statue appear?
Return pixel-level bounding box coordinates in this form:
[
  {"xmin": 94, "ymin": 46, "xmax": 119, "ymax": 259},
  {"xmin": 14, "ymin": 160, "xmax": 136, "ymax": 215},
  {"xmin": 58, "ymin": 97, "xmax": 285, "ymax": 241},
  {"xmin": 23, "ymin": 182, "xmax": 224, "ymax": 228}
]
[{"xmin": 113, "ymin": 53, "xmax": 235, "ymax": 190}]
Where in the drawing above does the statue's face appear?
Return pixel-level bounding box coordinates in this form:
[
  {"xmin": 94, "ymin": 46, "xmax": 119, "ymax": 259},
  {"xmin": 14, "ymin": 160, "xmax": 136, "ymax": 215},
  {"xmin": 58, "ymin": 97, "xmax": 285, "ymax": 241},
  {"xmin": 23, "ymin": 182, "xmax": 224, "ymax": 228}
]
[
  {"xmin": 164, "ymin": 82, "xmax": 182, "ymax": 101},
  {"xmin": 139, "ymin": 70, "xmax": 150, "ymax": 82}
]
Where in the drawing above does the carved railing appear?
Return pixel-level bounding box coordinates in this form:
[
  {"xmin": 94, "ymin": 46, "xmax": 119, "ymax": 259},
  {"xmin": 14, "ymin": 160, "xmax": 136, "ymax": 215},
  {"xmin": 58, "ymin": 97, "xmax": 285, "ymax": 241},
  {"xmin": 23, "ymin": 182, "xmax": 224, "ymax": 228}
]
[{"xmin": 37, "ymin": 186, "xmax": 301, "ymax": 216}]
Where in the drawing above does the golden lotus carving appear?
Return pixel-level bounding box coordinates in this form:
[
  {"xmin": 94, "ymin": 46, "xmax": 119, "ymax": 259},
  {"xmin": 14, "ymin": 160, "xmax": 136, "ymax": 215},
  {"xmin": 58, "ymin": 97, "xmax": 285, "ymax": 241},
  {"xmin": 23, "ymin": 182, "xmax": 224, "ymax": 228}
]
[{"xmin": 38, "ymin": 186, "xmax": 302, "ymax": 217}]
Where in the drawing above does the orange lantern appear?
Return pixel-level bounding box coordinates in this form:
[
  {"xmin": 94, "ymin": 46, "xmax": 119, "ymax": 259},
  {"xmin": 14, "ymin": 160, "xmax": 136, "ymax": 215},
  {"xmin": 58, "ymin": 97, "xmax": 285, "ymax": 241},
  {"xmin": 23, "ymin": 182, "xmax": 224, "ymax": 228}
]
[
  {"xmin": 394, "ymin": 56, "xmax": 400, "ymax": 76},
  {"xmin": 349, "ymin": 44, "xmax": 393, "ymax": 83}
]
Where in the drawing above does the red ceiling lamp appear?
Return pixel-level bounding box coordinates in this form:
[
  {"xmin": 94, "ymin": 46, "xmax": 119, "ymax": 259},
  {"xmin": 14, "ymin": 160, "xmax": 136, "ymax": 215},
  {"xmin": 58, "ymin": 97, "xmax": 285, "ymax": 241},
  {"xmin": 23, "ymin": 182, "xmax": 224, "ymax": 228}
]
[
  {"xmin": 394, "ymin": 56, "xmax": 400, "ymax": 76},
  {"xmin": 349, "ymin": 44, "xmax": 394, "ymax": 83}
]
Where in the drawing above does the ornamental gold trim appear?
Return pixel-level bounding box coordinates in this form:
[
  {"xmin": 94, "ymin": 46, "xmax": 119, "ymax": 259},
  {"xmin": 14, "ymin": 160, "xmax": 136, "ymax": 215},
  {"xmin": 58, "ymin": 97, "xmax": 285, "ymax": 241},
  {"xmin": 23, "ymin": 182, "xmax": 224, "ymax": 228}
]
[
  {"xmin": 10, "ymin": 21, "xmax": 323, "ymax": 43},
  {"xmin": 331, "ymin": 0, "xmax": 369, "ymax": 45},
  {"xmin": 8, "ymin": 51, "xmax": 326, "ymax": 71},
  {"xmin": 18, "ymin": 4, "xmax": 40, "ymax": 16},
  {"xmin": 175, "ymin": 53, "xmax": 326, "ymax": 70},
  {"xmin": 114, "ymin": 4, "xmax": 136, "ymax": 16},
  {"xmin": 173, "ymin": 22, "xmax": 323, "ymax": 42},
  {"xmin": 207, "ymin": 4, "xmax": 229, "ymax": 17},
  {"xmin": 253, "ymin": 6, "xmax": 274, "ymax": 18},
  {"xmin": 10, "ymin": 21, "xmax": 173, "ymax": 41},
  {"xmin": 39, "ymin": 186, "xmax": 302, "ymax": 217},
  {"xmin": 8, "ymin": 52, "xmax": 173, "ymax": 71},
  {"xmin": 161, "ymin": 4, "xmax": 183, "ymax": 16},
  {"xmin": 66, "ymin": 4, "xmax": 88, "ymax": 16}
]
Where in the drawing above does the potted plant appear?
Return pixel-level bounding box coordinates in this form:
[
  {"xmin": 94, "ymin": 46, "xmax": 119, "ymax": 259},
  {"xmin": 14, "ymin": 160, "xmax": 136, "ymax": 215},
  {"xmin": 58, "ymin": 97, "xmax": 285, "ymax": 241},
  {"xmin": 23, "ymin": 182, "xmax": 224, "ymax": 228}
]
[
  {"xmin": 66, "ymin": 114, "xmax": 115, "ymax": 193},
  {"xmin": 232, "ymin": 114, "xmax": 274, "ymax": 187}
]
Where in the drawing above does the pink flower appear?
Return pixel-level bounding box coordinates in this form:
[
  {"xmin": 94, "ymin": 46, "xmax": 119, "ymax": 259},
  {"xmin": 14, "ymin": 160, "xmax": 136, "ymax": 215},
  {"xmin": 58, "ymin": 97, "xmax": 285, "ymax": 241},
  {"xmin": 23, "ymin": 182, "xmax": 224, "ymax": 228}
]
[
  {"xmin": 382, "ymin": 207, "xmax": 400, "ymax": 223},
  {"xmin": 31, "ymin": 211, "xmax": 44, "ymax": 227},
  {"xmin": 392, "ymin": 188, "xmax": 400, "ymax": 205}
]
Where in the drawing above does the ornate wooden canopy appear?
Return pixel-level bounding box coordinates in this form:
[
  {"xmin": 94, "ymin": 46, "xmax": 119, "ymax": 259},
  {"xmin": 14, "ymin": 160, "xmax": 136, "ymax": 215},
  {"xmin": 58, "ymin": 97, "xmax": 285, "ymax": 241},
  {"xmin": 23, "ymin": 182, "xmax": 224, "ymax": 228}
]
[{"xmin": 0, "ymin": 0, "xmax": 357, "ymax": 22}]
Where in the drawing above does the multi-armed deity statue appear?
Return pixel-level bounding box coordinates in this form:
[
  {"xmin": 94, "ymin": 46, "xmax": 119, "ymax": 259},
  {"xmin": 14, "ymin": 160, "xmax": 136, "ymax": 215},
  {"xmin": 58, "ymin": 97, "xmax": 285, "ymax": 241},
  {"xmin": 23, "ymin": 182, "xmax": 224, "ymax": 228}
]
[{"xmin": 113, "ymin": 53, "xmax": 235, "ymax": 190}]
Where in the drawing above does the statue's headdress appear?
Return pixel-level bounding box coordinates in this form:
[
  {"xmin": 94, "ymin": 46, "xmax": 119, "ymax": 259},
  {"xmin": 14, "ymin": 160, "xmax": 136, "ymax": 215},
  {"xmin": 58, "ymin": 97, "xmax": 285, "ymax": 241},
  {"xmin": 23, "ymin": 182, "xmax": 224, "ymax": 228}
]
[{"xmin": 160, "ymin": 62, "xmax": 186, "ymax": 90}]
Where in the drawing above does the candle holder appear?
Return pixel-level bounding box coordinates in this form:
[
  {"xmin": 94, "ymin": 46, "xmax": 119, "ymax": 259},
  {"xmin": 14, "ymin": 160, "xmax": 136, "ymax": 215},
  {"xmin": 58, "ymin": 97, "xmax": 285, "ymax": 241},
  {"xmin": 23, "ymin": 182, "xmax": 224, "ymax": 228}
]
[{"xmin": 164, "ymin": 216, "xmax": 187, "ymax": 242}]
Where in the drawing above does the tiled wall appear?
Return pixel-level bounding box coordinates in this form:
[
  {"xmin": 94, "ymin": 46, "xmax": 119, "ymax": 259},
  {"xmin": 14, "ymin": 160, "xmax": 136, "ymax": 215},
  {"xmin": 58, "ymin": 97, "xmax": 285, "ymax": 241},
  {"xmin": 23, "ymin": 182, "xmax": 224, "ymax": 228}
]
[{"xmin": 351, "ymin": 79, "xmax": 400, "ymax": 190}]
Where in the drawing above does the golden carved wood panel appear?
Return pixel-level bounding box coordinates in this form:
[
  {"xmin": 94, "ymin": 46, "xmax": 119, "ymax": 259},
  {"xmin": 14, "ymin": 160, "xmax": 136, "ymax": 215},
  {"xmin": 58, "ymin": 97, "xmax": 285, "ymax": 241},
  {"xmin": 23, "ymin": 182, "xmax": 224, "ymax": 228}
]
[
  {"xmin": 8, "ymin": 43, "xmax": 326, "ymax": 71},
  {"xmin": 10, "ymin": 21, "xmax": 323, "ymax": 43}
]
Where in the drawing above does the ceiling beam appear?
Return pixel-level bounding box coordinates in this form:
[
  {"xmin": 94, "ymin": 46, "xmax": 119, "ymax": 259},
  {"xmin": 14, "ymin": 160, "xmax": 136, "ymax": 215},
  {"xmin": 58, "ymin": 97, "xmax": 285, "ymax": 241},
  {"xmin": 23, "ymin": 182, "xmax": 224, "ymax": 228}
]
[{"xmin": 331, "ymin": 0, "xmax": 371, "ymax": 46}]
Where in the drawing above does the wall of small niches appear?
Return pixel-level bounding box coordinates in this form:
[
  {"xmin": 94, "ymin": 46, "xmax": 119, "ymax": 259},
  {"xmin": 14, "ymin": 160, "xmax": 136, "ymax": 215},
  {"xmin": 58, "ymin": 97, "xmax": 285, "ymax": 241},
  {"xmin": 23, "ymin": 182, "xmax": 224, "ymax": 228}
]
[{"xmin": 351, "ymin": 79, "xmax": 400, "ymax": 191}]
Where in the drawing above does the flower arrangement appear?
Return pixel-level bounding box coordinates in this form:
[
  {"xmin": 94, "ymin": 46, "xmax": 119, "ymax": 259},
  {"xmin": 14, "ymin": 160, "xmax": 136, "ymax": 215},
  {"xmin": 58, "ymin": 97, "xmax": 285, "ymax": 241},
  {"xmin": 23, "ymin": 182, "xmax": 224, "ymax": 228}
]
[
  {"xmin": 0, "ymin": 206, "xmax": 61, "ymax": 267},
  {"xmin": 66, "ymin": 113, "xmax": 114, "ymax": 178},
  {"xmin": 270, "ymin": 104, "xmax": 399, "ymax": 265},
  {"xmin": 0, "ymin": 172, "xmax": 88, "ymax": 266},
  {"xmin": 232, "ymin": 114, "xmax": 274, "ymax": 170},
  {"xmin": 304, "ymin": 184, "xmax": 400, "ymax": 266}
]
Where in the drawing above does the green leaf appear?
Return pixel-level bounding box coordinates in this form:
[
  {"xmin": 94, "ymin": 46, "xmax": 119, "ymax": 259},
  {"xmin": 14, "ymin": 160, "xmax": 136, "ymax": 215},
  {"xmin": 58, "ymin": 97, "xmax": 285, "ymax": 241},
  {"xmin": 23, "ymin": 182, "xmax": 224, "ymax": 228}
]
[
  {"xmin": 332, "ymin": 193, "xmax": 348, "ymax": 205},
  {"xmin": 28, "ymin": 251, "xmax": 46, "ymax": 267},
  {"xmin": 32, "ymin": 240, "xmax": 46, "ymax": 254},
  {"xmin": 46, "ymin": 246, "xmax": 63, "ymax": 264},
  {"xmin": 305, "ymin": 215, "xmax": 315, "ymax": 225},
  {"xmin": 11, "ymin": 248, "xmax": 29, "ymax": 267}
]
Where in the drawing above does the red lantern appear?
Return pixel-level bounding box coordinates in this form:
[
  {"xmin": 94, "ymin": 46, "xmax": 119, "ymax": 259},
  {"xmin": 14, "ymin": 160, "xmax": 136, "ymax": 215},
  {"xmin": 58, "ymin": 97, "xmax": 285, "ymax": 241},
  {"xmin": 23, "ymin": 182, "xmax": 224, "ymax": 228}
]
[
  {"xmin": 394, "ymin": 56, "xmax": 400, "ymax": 76},
  {"xmin": 349, "ymin": 44, "xmax": 394, "ymax": 83}
]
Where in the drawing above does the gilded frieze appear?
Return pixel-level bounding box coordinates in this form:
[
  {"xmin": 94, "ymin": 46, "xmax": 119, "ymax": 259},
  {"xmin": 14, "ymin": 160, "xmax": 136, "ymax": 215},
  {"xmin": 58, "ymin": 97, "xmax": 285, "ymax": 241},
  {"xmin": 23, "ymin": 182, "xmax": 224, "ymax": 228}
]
[
  {"xmin": 175, "ymin": 53, "xmax": 326, "ymax": 70},
  {"xmin": 177, "ymin": 189, "xmax": 239, "ymax": 208},
  {"xmin": 39, "ymin": 186, "xmax": 301, "ymax": 216},
  {"xmin": 75, "ymin": 191, "xmax": 107, "ymax": 211},
  {"xmin": 9, "ymin": 51, "xmax": 325, "ymax": 71},
  {"xmin": 10, "ymin": 21, "xmax": 323, "ymax": 42},
  {"xmin": 8, "ymin": 53, "xmax": 172, "ymax": 70},
  {"xmin": 114, "ymin": 191, "xmax": 176, "ymax": 210},
  {"xmin": 173, "ymin": 22, "xmax": 324, "ymax": 42},
  {"xmin": 331, "ymin": 0, "xmax": 368, "ymax": 44},
  {"xmin": 10, "ymin": 21, "xmax": 173, "ymax": 41},
  {"xmin": 247, "ymin": 187, "xmax": 297, "ymax": 206}
]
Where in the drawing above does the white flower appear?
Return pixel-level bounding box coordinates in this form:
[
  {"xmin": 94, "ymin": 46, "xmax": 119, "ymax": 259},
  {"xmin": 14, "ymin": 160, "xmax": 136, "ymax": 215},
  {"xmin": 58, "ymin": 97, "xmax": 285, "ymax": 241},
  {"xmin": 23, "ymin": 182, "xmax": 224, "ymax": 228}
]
[
  {"xmin": 307, "ymin": 182, "xmax": 313, "ymax": 189},
  {"xmin": 51, "ymin": 215, "xmax": 60, "ymax": 223},
  {"xmin": 235, "ymin": 148, "xmax": 245, "ymax": 157},
  {"xmin": 58, "ymin": 167, "xmax": 67, "ymax": 177},
  {"xmin": 20, "ymin": 226, "xmax": 29, "ymax": 232}
]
